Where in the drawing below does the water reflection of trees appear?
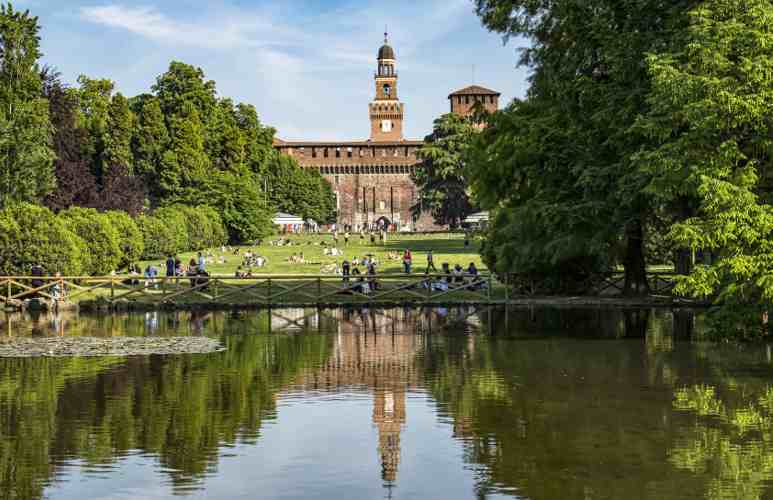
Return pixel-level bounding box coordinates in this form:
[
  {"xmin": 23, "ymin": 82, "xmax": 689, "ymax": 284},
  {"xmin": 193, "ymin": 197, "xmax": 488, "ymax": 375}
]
[
  {"xmin": 425, "ymin": 307, "xmax": 773, "ymax": 499},
  {"xmin": 0, "ymin": 311, "xmax": 332, "ymax": 499}
]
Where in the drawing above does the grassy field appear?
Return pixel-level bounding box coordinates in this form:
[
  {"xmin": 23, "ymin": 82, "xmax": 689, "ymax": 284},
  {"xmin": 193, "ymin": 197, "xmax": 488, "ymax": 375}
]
[{"xmin": 138, "ymin": 232, "xmax": 486, "ymax": 276}]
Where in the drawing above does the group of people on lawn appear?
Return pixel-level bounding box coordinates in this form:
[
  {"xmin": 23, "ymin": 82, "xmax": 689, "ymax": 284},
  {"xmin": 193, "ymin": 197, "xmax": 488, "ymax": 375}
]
[{"xmin": 337, "ymin": 249, "xmax": 484, "ymax": 295}]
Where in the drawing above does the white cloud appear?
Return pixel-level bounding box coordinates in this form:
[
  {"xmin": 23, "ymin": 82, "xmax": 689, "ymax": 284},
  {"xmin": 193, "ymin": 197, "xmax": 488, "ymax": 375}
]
[{"xmin": 80, "ymin": 4, "xmax": 306, "ymax": 51}]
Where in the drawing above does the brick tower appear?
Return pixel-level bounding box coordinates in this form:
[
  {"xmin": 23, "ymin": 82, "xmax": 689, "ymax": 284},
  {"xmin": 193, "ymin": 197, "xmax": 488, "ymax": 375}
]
[{"xmin": 369, "ymin": 32, "xmax": 404, "ymax": 142}]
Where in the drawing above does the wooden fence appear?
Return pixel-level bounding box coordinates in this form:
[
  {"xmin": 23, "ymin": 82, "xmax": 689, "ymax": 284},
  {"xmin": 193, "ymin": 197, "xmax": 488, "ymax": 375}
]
[
  {"xmin": 0, "ymin": 273, "xmax": 498, "ymax": 308},
  {"xmin": 0, "ymin": 270, "xmax": 682, "ymax": 309},
  {"xmin": 504, "ymin": 271, "xmax": 679, "ymax": 297}
]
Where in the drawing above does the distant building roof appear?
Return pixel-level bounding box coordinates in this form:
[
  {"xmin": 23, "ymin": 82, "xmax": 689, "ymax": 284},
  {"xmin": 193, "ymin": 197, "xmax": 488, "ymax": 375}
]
[
  {"xmin": 274, "ymin": 139, "xmax": 424, "ymax": 147},
  {"xmin": 448, "ymin": 85, "xmax": 501, "ymax": 98}
]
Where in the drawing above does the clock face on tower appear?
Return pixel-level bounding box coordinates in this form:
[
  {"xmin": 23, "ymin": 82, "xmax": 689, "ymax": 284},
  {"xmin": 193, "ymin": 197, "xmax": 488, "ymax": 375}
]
[{"xmin": 383, "ymin": 84, "xmax": 391, "ymax": 97}]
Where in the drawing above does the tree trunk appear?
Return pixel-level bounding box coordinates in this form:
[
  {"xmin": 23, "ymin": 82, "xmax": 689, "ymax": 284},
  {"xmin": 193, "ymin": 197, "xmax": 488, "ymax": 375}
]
[
  {"xmin": 673, "ymin": 309, "xmax": 694, "ymax": 341},
  {"xmin": 674, "ymin": 196, "xmax": 694, "ymax": 276},
  {"xmin": 623, "ymin": 220, "xmax": 650, "ymax": 296}
]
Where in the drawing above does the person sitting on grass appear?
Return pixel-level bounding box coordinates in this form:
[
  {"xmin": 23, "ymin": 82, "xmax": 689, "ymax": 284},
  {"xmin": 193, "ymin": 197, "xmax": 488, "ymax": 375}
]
[
  {"xmin": 235, "ymin": 266, "xmax": 244, "ymax": 278},
  {"xmin": 453, "ymin": 264, "xmax": 464, "ymax": 284}
]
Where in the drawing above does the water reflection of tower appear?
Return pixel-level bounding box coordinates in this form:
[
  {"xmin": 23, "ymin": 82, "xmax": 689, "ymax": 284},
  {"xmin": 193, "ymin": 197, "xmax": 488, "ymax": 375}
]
[
  {"xmin": 299, "ymin": 308, "xmax": 424, "ymax": 492},
  {"xmin": 373, "ymin": 388, "xmax": 406, "ymax": 486}
]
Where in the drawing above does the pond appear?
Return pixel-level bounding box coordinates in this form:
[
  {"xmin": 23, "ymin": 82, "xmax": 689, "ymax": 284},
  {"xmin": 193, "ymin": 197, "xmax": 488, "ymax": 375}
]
[{"xmin": 1, "ymin": 307, "xmax": 772, "ymax": 499}]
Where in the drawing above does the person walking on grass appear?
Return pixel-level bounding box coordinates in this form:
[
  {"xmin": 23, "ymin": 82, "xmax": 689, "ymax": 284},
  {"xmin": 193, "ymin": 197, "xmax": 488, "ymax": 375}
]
[
  {"xmin": 426, "ymin": 250, "xmax": 437, "ymax": 273},
  {"xmin": 197, "ymin": 252, "xmax": 206, "ymax": 273},
  {"xmin": 344, "ymin": 231, "xmax": 350, "ymax": 246},
  {"xmin": 403, "ymin": 249, "xmax": 413, "ymax": 274}
]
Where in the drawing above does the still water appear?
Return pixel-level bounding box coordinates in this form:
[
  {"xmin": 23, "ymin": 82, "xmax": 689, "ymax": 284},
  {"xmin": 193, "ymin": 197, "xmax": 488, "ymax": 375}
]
[{"xmin": 1, "ymin": 307, "xmax": 772, "ymax": 500}]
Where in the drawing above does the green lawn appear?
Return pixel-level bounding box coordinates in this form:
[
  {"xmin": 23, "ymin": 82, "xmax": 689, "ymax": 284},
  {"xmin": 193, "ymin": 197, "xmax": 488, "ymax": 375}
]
[{"xmin": 138, "ymin": 232, "xmax": 487, "ymax": 276}]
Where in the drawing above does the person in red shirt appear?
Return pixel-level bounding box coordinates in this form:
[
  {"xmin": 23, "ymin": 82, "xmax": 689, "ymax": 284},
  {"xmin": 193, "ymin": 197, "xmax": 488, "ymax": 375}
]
[{"xmin": 402, "ymin": 249, "xmax": 412, "ymax": 274}]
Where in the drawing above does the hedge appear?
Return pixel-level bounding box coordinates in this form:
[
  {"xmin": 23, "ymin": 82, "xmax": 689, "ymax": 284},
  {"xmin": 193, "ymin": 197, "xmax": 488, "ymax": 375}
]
[
  {"xmin": 0, "ymin": 203, "xmax": 86, "ymax": 276},
  {"xmin": 104, "ymin": 211, "xmax": 144, "ymax": 268},
  {"xmin": 0, "ymin": 203, "xmax": 234, "ymax": 275},
  {"xmin": 137, "ymin": 215, "xmax": 177, "ymax": 260},
  {"xmin": 59, "ymin": 207, "xmax": 123, "ymax": 275}
]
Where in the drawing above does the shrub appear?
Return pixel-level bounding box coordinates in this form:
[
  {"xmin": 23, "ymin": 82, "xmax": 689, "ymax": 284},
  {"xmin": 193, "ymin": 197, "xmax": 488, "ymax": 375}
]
[
  {"xmin": 104, "ymin": 211, "xmax": 144, "ymax": 269},
  {"xmin": 59, "ymin": 207, "xmax": 123, "ymax": 275},
  {"xmin": 168, "ymin": 171, "xmax": 273, "ymax": 243},
  {"xmin": 163, "ymin": 204, "xmax": 229, "ymax": 250},
  {"xmin": 0, "ymin": 203, "xmax": 85, "ymax": 275},
  {"xmin": 198, "ymin": 205, "xmax": 228, "ymax": 247},
  {"xmin": 152, "ymin": 206, "xmax": 189, "ymax": 253},
  {"xmin": 137, "ymin": 215, "xmax": 177, "ymax": 259}
]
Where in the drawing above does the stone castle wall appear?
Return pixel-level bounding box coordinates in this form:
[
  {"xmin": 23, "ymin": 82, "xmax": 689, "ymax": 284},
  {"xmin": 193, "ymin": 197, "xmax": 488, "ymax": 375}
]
[{"xmin": 275, "ymin": 141, "xmax": 439, "ymax": 230}]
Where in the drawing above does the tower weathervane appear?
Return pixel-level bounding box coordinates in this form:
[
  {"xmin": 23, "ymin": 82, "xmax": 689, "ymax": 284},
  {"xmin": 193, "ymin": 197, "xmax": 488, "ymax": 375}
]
[{"xmin": 384, "ymin": 25, "xmax": 388, "ymax": 43}]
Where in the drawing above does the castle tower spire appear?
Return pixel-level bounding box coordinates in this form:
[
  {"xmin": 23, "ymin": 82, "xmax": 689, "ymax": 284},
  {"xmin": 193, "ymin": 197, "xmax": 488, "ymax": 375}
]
[{"xmin": 370, "ymin": 32, "xmax": 404, "ymax": 141}]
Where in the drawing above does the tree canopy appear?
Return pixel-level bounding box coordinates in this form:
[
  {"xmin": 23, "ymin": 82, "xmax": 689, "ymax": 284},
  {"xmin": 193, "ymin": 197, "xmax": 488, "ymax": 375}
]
[{"xmin": 414, "ymin": 113, "xmax": 478, "ymax": 229}]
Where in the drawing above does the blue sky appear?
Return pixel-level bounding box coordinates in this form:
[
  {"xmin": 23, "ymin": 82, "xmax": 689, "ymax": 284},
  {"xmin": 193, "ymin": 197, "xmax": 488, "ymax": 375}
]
[{"xmin": 21, "ymin": 0, "xmax": 531, "ymax": 140}]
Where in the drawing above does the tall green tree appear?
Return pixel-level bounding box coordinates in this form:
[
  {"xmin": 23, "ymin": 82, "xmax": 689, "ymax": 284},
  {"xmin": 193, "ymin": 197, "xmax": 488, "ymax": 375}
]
[
  {"xmin": 469, "ymin": 0, "xmax": 695, "ymax": 295},
  {"xmin": 235, "ymin": 103, "xmax": 275, "ymax": 176},
  {"xmin": 414, "ymin": 113, "xmax": 477, "ymax": 228},
  {"xmin": 130, "ymin": 94, "xmax": 169, "ymax": 200},
  {"xmin": 267, "ymin": 153, "xmax": 336, "ymax": 224},
  {"xmin": 0, "ymin": 4, "xmax": 54, "ymax": 207},
  {"xmin": 634, "ymin": 0, "xmax": 773, "ymax": 336},
  {"xmin": 101, "ymin": 92, "xmax": 134, "ymax": 171},
  {"xmin": 158, "ymin": 103, "xmax": 209, "ymax": 196},
  {"xmin": 152, "ymin": 61, "xmax": 217, "ymax": 129},
  {"xmin": 73, "ymin": 75, "xmax": 113, "ymax": 180}
]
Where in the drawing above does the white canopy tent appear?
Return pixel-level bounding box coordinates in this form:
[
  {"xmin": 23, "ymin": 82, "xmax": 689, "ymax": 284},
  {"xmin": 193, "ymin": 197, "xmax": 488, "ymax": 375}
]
[
  {"xmin": 273, "ymin": 212, "xmax": 305, "ymax": 226},
  {"xmin": 463, "ymin": 211, "xmax": 490, "ymax": 224}
]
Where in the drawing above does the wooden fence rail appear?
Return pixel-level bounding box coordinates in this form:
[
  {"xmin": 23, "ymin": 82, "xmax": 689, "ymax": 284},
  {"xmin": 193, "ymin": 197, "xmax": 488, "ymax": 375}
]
[
  {"xmin": 0, "ymin": 273, "xmax": 498, "ymax": 308},
  {"xmin": 1, "ymin": 271, "xmax": 681, "ymax": 309}
]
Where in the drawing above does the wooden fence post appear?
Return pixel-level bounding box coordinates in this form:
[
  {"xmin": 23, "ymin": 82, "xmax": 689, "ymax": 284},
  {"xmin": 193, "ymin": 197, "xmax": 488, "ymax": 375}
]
[
  {"xmin": 504, "ymin": 273, "xmax": 509, "ymax": 303},
  {"xmin": 317, "ymin": 277, "xmax": 322, "ymax": 304},
  {"xmin": 267, "ymin": 278, "xmax": 272, "ymax": 305},
  {"xmin": 110, "ymin": 277, "xmax": 115, "ymax": 300},
  {"xmin": 6, "ymin": 280, "xmax": 10, "ymax": 303},
  {"xmin": 488, "ymin": 273, "xmax": 493, "ymax": 301}
]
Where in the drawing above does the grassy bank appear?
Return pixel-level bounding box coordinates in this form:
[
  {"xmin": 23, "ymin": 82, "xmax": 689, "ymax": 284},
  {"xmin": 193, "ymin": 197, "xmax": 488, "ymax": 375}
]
[{"xmin": 137, "ymin": 232, "xmax": 486, "ymax": 276}]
